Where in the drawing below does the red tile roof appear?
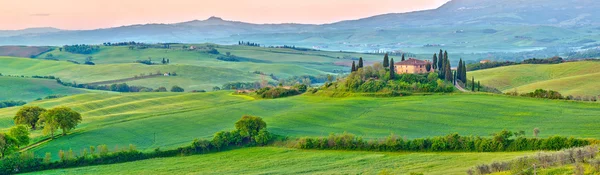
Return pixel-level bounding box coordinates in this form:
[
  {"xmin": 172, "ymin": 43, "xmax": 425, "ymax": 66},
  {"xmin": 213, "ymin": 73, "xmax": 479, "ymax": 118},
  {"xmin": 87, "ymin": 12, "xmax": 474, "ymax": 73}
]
[{"xmin": 394, "ymin": 58, "xmax": 428, "ymax": 65}]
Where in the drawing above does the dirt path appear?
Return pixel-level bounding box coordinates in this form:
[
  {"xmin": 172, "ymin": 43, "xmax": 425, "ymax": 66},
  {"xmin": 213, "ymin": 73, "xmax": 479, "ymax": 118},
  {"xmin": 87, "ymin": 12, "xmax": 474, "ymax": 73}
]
[{"xmin": 455, "ymin": 83, "xmax": 470, "ymax": 92}]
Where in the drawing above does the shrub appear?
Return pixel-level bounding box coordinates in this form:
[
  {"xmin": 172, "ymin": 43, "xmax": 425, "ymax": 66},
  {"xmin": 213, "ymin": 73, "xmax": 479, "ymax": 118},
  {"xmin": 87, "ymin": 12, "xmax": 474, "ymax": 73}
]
[{"xmin": 170, "ymin": 86, "xmax": 185, "ymax": 92}]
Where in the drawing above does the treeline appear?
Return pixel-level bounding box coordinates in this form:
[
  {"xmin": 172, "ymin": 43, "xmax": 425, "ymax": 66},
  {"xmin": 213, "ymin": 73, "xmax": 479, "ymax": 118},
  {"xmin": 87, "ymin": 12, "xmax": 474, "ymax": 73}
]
[
  {"xmin": 102, "ymin": 42, "xmax": 173, "ymax": 49},
  {"xmin": 506, "ymin": 89, "xmax": 598, "ymax": 102},
  {"xmin": 238, "ymin": 41, "xmax": 260, "ymax": 47},
  {"xmin": 62, "ymin": 45, "xmax": 99, "ymax": 54},
  {"xmin": 58, "ymin": 80, "xmax": 185, "ymax": 93},
  {"xmin": 522, "ymin": 56, "xmax": 564, "ymax": 64},
  {"xmin": 0, "ymin": 116, "xmax": 274, "ymax": 174},
  {"xmin": 470, "ymin": 146, "xmax": 599, "ymax": 175},
  {"xmin": 253, "ymin": 84, "xmax": 307, "ymax": 99},
  {"xmin": 296, "ymin": 130, "xmax": 594, "ymax": 153},
  {"xmin": 0, "ymin": 100, "xmax": 26, "ymax": 109},
  {"xmin": 135, "ymin": 58, "xmax": 170, "ymax": 65},
  {"xmin": 566, "ymin": 48, "xmax": 600, "ymax": 59}
]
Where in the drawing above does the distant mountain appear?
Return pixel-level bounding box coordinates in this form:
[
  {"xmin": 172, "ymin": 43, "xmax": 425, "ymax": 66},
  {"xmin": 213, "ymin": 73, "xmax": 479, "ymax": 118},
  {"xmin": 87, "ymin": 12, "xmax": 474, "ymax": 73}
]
[
  {"xmin": 1, "ymin": 0, "xmax": 599, "ymax": 53},
  {"xmin": 0, "ymin": 27, "xmax": 63, "ymax": 37}
]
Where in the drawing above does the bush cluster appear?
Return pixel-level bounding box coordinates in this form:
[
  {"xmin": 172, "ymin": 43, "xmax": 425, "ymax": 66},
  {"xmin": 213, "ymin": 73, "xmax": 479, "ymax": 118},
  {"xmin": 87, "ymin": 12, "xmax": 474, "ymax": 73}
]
[
  {"xmin": 62, "ymin": 45, "xmax": 99, "ymax": 54},
  {"xmin": 296, "ymin": 131, "xmax": 593, "ymax": 153},
  {"xmin": 0, "ymin": 100, "xmax": 26, "ymax": 109}
]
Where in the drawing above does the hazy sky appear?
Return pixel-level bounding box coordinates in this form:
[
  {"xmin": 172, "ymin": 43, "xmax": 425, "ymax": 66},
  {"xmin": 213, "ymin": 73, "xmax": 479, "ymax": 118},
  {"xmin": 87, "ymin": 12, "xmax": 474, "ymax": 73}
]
[{"xmin": 1, "ymin": 0, "xmax": 450, "ymax": 30}]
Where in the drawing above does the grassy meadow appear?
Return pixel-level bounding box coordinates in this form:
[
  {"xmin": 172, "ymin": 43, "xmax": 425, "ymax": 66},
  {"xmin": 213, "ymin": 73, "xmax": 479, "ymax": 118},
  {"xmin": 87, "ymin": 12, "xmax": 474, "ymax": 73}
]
[
  {"xmin": 1, "ymin": 91, "xmax": 599, "ymax": 160},
  {"xmin": 468, "ymin": 61, "xmax": 600, "ymax": 96},
  {"xmin": 25, "ymin": 147, "xmax": 531, "ymax": 175},
  {"xmin": 0, "ymin": 76, "xmax": 87, "ymax": 101}
]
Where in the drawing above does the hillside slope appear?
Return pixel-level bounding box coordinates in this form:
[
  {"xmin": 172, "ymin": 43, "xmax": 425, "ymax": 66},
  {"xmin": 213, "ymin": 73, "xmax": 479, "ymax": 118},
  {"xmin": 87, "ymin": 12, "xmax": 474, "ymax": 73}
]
[
  {"xmin": 0, "ymin": 92, "xmax": 598, "ymax": 159},
  {"xmin": 467, "ymin": 61, "xmax": 600, "ymax": 96},
  {"xmin": 0, "ymin": 76, "xmax": 87, "ymax": 101},
  {"xmin": 24, "ymin": 147, "xmax": 529, "ymax": 175}
]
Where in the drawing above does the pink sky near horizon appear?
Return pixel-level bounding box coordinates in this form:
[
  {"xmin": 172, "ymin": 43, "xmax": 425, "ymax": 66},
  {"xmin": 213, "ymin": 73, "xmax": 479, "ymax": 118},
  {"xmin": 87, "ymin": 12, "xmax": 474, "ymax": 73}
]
[{"xmin": 1, "ymin": 0, "xmax": 450, "ymax": 30}]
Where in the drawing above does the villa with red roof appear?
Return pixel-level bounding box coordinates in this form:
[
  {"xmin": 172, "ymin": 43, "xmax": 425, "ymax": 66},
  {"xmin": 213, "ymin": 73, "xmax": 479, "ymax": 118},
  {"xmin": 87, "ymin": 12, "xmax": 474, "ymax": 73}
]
[{"xmin": 394, "ymin": 58, "xmax": 431, "ymax": 74}]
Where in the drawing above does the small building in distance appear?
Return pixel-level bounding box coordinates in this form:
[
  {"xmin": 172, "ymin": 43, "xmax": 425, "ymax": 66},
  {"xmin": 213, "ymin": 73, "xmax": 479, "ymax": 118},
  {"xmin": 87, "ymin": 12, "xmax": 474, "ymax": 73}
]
[
  {"xmin": 394, "ymin": 58, "xmax": 431, "ymax": 74},
  {"xmin": 480, "ymin": 59, "xmax": 491, "ymax": 64}
]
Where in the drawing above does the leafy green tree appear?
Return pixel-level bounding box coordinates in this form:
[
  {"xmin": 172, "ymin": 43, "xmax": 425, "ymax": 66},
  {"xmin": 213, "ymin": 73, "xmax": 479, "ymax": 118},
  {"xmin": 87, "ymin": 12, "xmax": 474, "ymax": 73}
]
[
  {"xmin": 0, "ymin": 133, "xmax": 18, "ymax": 158},
  {"xmin": 39, "ymin": 107, "xmax": 82, "ymax": 138},
  {"xmin": 432, "ymin": 54, "xmax": 438, "ymax": 70},
  {"xmin": 358, "ymin": 57, "xmax": 364, "ymax": 69},
  {"xmin": 254, "ymin": 129, "xmax": 272, "ymax": 146},
  {"xmin": 235, "ymin": 115, "xmax": 267, "ymax": 139},
  {"xmin": 8, "ymin": 125, "xmax": 29, "ymax": 148},
  {"xmin": 170, "ymin": 86, "xmax": 185, "ymax": 92},
  {"xmin": 155, "ymin": 87, "xmax": 168, "ymax": 92},
  {"xmin": 383, "ymin": 53, "xmax": 389, "ymax": 68},
  {"xmin": 14, "ymin": 106, "xmax": 47, "ymax": 130}
]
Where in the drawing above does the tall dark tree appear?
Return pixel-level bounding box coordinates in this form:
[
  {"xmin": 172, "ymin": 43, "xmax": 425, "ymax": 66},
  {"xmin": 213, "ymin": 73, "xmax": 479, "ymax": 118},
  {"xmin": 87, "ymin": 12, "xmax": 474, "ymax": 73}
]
[
  {"xmin": 351, "ymin": 61, "xmax": 356, "ymax": 72},
  {"xmin": 453, "ymin": 71, "xmax": 457, "ymax": 85},
  {"xmin": 383, "ymin": 53, "xmax": 389, "ymax": 68},
  {"xmin": 472, "ymin": 77, "xmax": 475, "ymax": 91},
  {"xmin": 457, "ymin": 58, "xmax": 463, "ymax": 82},
  {"xmin": 462, "ymin": 60, "xmax": 467, "ymax": 83},
  {"xmin": 444, "ymin": 50, "xmax": 448, "ymax": 63},
  {"xmin": 477, "ymin": 81, "xmax": 481, "ymax": 91},
  {"xmin": 389, "ymin": 58, "xmax": 395, "ymax": 79},
  {"xmin": 444, "ymin": 58, "xmax": 452, "ymax": 82},
  {"xmin": 401, "ymin": 54, "xmax": 405, "ymax": 61},
  {"xmin": 438, "ymin": 49, "xmax": 443, "ymax": 71},
  {"xmin": 426, "ymin": 63, "xmax": 432, "ymax": 72},
  {"xmin": 358, "ymin": 57, "xmax": 364, "ymax": 69},
  {"xmin": 432, "ymin": 54, "xmax": 438, "ymax": 70}
]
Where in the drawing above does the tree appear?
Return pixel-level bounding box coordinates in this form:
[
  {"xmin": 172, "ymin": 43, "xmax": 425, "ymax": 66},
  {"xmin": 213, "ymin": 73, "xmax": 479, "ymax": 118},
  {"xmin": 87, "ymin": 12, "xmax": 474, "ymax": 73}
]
[
  {"xmin": 40, "ymin": 107, "xmax": 82, "ymax": 138},
  {"xmin": 254, "ymin": 129, "xmax": 272, "ymax": 146},
  {"xmin": 358, "ymin": 57, "xmax": 364, "ymax": 69},
  {"xmin": 426, "ymin": 63, "xmax": 432, "ymax": 72},
  {"xmin": 170, "ymin": 86, "xmax": 185, "ymax": 92},
  {"xmin": 351, "ymin": 61, "xmax": 356, "ymax": 72},
  {"xmin": 383, "ymin": 53, "xmax": 389, "ymax": 68},
  {"xmin": 471, "ymin": 77, "xmax": 475, "ymax": 91},
  {"xmin": 432, "ymin": 54, "xmax": 438, "ymax": 70},
  {"xmin": 477, "ymin": 81, "xmax": 481, "ymax": 91},
  {"xmin": 155, "ymin": 87, "xmax": 168, "ymax": 92},
  {"xmin": 8, "ymin": 125, "xmax": 29, "ymax": 148},
  {"xmin": 235, "ymin": 115, "xmax": 267, "ymax": 139},
  {"xmin": 14, "ymin": 106, "xmax": 46, "ymax": 130},
  {"xmin": 444, "ymin": 59, "xmax": 452, "ymax": 82},
  {"xmin": 457, "ymin": 59, "xmax": 463, "ymax": 82},
  {"xmin": 453, "ymin": 71, "xmax": 457, "ymax": 85},
  {"xmin": 401, "ymin": 54, "xmax": 405, "ymax": 61},
  {"xmin": 0, "ymin": 133, "xmax": 18, "ymax": 158},
  {"xmin": 389, "ymin": 58, "xmax": 395, "ymax": 79},
  {"xmin": 438, "ymin": 50, "xmax": 443, "ymax": 71}
]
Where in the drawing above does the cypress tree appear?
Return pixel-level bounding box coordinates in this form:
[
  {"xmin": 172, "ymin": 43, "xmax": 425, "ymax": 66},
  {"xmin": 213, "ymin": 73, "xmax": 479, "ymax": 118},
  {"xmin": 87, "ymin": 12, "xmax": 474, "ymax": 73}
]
[
  {"xmin": 471, "ymin": 77, "xmax": 475, "ymax": 91},
  {"xmin": 444, "ymin": 58, "xmax": 452, "ymax": 81},
  {"xmin": 438, "ymin": 49, "xmax": 443, "ymax": 71},
  {"xmin": 444, "ymin": 50, "xmax": 448, "ymax": 63},
  {"xmin": 453, "ymin": 71, "xmax": 457, "ymax": 85},
  {"xmin": 383, "ymin": 53, "xmax": 389, "ymax": 68},
  {"xmin": 358, "ymin": 57, "xmax": 364, "ymax": 69},
  {"xmin": 389, "ymin": 58, "xmax": 395, "ymax": 79},
  {"xmin": 351, "ymin": 61, "xmax": 356, "ymax": 72},
  {"xmin": 432, "ymin": 54, "xmax": 438, "ymax": 70},
  {"xmin": 461, "ymin": 60, "xmax": 467, "ymax": 83},
  {"xmin": 401, "ymin": 54, "xmax": 405, "ymax": 61},
  {"xmin": 457, "ymin": 58, "xmax": 463, "ymax": 82}
]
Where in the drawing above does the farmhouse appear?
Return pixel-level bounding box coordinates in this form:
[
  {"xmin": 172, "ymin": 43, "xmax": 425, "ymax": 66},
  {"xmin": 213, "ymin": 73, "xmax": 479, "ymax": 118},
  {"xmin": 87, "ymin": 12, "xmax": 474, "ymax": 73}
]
[
  {"xmin": 480, "ymin": 60, "xmax": 491, "ymax": 64},
  {"xmin": 394, "ymin": 58, "xmax": 431, "ymax": 74}
]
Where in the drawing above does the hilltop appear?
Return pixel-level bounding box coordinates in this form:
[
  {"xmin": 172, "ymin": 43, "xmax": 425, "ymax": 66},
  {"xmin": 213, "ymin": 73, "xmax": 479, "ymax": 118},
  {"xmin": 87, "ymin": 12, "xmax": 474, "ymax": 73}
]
[{"xmin": 468, "ymin": 61, "xmax": 600, "ymax": 97}]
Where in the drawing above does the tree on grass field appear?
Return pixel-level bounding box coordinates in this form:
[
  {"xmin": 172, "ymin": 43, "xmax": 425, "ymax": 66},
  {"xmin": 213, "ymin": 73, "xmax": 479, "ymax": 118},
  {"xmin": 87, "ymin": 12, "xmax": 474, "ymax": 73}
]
[
  {"xmin": 0, "ymin": 133, "xmax": 18, "ymax": 158},
  {"xmin": 14, "ymin": 106, "xmax": 46, "ymax": 130},
  {"xmin": 235, "ymin": 115, "xmax": 267, "ymax": 139},
  {"xmin": 39, "ymin": 107, "xmax": 82, "ymax": 139},
  {"xmin": 8, "ymin": 125, "xmax": 29, "ymax": 148},
  {"xmin": 471, "ymin": 77, "xmax": 475, "ymax": 91},
  {"xmin": 170, "ymin": 86, "xmax": 185, "ymax": 92},
  {"xmin": 389, "ymin": 58, "xmax": 395, "ymax": 79},
  {"xmin": 438, "ymin": 50, "xmax": 443, "ymax": 71},
  {"xmin": 534, "ymin": 128, "xmax": 540, "ymax": 138},
  {"xmin": 432, "ymin": 53, "xmax": 438, "ymax": 70}
]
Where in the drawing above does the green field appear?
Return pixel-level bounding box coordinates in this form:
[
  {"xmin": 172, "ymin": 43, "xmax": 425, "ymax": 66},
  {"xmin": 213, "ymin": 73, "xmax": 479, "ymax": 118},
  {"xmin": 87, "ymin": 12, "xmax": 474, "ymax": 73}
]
[
  {"xmin": 25, "ymin": 147, "xmax": 531, "ymax": 175},
  {"xmin": 1, "ymin": 92, "xmax": 599, "ymax": 160},
  {"xmin": 0, "ymin": 76, "xmax": 87, "ymax": 101},
  {"xmin": 468, "ymin": 61, "xmax": 600, "ymax": 96}
]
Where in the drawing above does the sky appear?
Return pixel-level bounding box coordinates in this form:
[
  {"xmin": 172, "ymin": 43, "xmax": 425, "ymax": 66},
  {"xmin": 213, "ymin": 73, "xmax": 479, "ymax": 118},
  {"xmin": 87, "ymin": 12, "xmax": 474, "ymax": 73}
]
[{"xmin": 0, "ymin": 0, "xmax": 450, "ymax": 30}]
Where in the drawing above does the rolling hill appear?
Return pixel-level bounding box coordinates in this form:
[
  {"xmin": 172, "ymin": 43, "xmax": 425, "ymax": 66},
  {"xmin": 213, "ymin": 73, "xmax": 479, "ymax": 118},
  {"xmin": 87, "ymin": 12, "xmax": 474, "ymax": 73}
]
[
  {"xmin": 1, "ymin": 92, "xmax": 598, "ymax": 160},
  {"xmin": 24, "ymin": 147, "xmax": 530, "ymax": 175},
  {"xmin": 467, "ymin": 61, "xmax": 600, "ymax": 97},
  {"xmin": 0, "ymin": 76, "xmax": 87, "ymax": 101}
]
